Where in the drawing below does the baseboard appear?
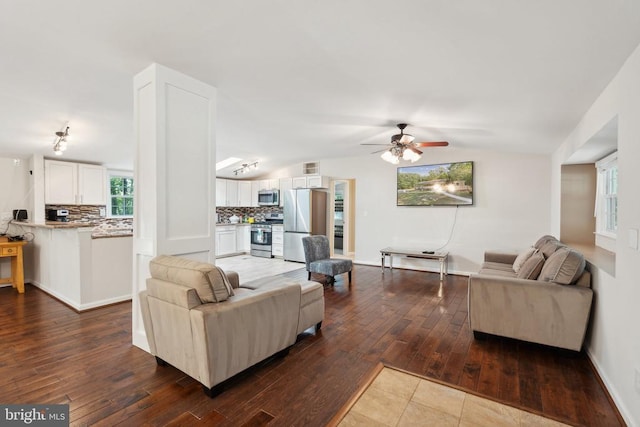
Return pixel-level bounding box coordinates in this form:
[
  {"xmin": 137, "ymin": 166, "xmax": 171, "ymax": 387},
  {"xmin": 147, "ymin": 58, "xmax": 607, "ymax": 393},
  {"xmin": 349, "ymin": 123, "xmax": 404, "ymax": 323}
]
[
  {"xmin": 27, "ymin": 280, "xmax": 131, "ymax": 312},
  {"xmin": 586, "ymin": 348, "xmax": 632, "ymax": 426},
  {"xmin": 354, "ymin": 259, "xmax": 473, "ymax": 277}
]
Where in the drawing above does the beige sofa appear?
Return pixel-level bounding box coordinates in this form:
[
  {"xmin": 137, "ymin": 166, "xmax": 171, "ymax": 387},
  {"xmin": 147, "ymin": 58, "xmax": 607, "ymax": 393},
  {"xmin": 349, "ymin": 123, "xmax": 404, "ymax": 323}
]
[
  {"xmin": 468, "ymin": 236, "xmax": 593, "ymax": 351},
  {"xmin": 139, "ymin": 255, "xmax": 324, "ymax": 396}
]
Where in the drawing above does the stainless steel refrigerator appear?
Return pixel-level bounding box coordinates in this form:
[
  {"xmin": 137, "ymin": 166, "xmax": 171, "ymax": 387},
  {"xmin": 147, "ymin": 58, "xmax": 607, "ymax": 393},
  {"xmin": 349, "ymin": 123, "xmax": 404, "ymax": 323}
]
[{"xmin": 283, "ymin": 189, "xmax": 327, "ymax": 262}]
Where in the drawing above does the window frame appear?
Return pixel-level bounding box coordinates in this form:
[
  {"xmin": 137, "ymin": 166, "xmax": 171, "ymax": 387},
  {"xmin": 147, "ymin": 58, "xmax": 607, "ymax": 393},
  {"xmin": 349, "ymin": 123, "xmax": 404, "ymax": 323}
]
[
  {"xmin": 595, "ymin": 152, "xmax": 618, "ymax": 240},
  {"xmin": 107, "ymin": 171, "xmax": 134, "ymax": 218}
]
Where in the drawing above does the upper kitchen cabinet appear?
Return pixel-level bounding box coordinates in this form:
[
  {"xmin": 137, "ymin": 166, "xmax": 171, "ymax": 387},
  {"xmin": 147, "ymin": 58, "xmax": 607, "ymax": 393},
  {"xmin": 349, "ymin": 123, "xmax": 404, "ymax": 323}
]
[
  {"xmin": 216, "ymin": 179, "xmax": 253, "ymax": 207},
  {"xmin": 292, "ymin": 175, "xmax": 329, "ymax": 189},
  {"xmin": 237, "ymin": 181, "xmax": 252, "ymax": 207},
  {"xmin": 216, "ymin": 178, "xmax": 238, "ymax": 207},
  {"xmin": 45, "ymin": 160, "xmax": 107, "ymax": 205},
  {"xmin": 279, "ymin": 178, "xmax": 292, "ymax": 207}
]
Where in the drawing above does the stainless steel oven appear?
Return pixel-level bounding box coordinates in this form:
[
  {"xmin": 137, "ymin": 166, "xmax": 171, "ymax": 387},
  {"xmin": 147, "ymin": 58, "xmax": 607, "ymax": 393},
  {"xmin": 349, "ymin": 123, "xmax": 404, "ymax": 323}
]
[{"xmin": 250, "ymin": 223, "xmax": 273, "ymax": 258}]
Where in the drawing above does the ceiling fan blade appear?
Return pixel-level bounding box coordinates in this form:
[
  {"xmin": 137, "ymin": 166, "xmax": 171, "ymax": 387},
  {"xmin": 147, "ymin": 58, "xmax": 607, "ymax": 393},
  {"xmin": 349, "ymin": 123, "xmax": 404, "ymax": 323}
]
[
  {"xmin": 371, "ymin": 148, "xmax": 390, "ymax": 154},
  {"xmin": 409, "ymin": 146, "xmax": 423, "ymax": 155},
  {"xmin": 414, "ymin": 141, "xmax": 449, "ymax": 147}
]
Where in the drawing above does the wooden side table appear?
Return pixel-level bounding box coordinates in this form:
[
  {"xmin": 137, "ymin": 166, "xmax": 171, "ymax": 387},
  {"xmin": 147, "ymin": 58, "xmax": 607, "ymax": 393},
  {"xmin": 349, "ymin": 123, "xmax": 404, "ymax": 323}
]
[
  {"xmin": 0, "ymin": 240, "xmax": 27, "ymax": 293},
  {"xmin": 380, "ymin": 247, "xmax": 449, "ymax": 280}
]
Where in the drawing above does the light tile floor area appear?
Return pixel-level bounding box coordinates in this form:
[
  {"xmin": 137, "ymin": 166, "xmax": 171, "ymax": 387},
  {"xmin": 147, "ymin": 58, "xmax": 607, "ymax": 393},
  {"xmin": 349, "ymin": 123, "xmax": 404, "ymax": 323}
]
[
  {"xmin": 339, "ymin": 367, "xmax": 570, "ymax": 427},
  {"xmin": 215, "ymin": 254, "xmax": 305, "ymax": 282}
]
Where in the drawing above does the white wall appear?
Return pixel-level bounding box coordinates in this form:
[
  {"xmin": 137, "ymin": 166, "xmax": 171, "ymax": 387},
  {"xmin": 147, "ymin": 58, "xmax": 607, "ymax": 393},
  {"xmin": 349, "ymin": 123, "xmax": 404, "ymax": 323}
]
[
  {"xmin": 551, "ymin": 41, "xmax": 640, "ymax": 426},
  {"xmin": 0, "ymin": 156, "xmax": 30, "ymax": 280},
  {"xmin": 272, "ymin": 147, "xmax": 551, "ymax": 275}
]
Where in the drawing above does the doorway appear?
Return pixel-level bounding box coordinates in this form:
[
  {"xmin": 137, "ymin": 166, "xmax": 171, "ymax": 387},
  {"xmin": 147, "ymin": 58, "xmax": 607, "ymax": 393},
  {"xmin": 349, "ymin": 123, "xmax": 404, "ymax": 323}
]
[{"xmin": 330, "ymin": 179, "xmax": 355, "ymax": 258}]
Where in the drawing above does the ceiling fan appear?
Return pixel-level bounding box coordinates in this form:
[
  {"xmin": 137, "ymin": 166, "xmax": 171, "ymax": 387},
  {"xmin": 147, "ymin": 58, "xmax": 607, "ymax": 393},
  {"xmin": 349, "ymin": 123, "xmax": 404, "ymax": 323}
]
[{"xmin": 362, "ymin": 123, "xmax": 449, "ymax": 164}]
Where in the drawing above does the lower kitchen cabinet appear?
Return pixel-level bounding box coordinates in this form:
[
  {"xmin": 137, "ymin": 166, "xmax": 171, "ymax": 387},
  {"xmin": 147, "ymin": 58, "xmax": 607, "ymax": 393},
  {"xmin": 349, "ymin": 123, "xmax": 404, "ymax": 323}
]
[
  {"xmin": 236, "ymin": 224, "xmax": 251, "ymax": 253},
  {"xmin": 216, "ymin": 225, "xmax": 237, "ymax": 256},
  {"xmin": 272, "ymin": 224, "xmax": 284, "ymax": 257}
]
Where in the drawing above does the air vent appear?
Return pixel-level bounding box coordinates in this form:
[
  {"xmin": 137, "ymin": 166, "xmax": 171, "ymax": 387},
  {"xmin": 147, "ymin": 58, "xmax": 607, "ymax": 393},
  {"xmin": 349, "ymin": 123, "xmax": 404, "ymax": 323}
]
[{"xmin": 303, "ymin": 162, "xmax": 319, "ymax": 175}]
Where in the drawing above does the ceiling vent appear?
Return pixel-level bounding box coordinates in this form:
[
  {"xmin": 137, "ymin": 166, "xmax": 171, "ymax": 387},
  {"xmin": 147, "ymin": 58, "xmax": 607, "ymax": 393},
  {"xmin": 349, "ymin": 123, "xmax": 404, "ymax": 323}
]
[{"xmin": 303, "ymin": 161, "xmax": 319, "ymax": 175}]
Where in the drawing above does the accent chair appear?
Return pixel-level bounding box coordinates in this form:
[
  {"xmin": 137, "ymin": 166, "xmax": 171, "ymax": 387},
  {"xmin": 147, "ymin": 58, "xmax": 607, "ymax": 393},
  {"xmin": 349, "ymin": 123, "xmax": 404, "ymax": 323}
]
[{"xmin": 302, "ymin": 235, "xmax": 352, "ymax": 285}]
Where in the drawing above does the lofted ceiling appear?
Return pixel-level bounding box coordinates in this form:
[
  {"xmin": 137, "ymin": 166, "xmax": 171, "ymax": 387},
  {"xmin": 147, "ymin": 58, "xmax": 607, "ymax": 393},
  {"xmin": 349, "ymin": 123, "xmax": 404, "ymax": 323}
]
[{"xmin": 1, "ymin": 1, "xmax": 639, "ymax": 177}]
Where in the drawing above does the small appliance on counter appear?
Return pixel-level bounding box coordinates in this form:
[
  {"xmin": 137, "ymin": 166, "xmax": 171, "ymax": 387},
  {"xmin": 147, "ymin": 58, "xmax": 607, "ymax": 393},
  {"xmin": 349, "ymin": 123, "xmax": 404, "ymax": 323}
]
[
  {"xmin": 12, "ymin": 209, "xmax": 28, "ymax": 221},
  {"xmin": 46, "ymin": 209, "xmax": 69, "ymax": 222}
]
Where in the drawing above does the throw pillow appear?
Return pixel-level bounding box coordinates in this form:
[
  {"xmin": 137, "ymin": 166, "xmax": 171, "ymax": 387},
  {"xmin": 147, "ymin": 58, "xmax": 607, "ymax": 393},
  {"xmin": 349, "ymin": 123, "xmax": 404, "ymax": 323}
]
[
  {"xmin": 534, "ymin": 235, "xmax": 557, "ymax": 249},
  {"xmin": 539, "ymin": 239, "xmax": 565, "ymax": 258},
  {"xmin": 512, "ymin": 247, "xmax": 537, "ymax": 273},
  {"xmin": 538, "ymin": 246, "xmax": 586, "ymax": 285},
  {"xmin": 516, "ymin": 251, "xmax": 545, "ymax": 280},
  {"xmin": 206, "ymin": 267, "xmax": 235, "ymax": 301}
]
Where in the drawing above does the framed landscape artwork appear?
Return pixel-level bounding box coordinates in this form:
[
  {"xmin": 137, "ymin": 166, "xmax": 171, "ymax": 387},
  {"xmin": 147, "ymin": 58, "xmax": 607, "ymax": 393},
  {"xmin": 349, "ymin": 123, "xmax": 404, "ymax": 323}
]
[{"xmin": 397, "ymin": 161, "xmax": 474, "ymax": 206}]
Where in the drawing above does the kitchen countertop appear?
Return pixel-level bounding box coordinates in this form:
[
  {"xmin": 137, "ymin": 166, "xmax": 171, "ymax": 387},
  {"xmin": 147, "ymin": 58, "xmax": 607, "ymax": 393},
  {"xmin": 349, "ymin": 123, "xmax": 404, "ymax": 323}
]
[
  {"xmin": 13, "ymin": 221, "xmax": 133, "ymax": 238},
  {"xmin": 15, "ymin": 221, "xmax": 96, "ymax": 229}
]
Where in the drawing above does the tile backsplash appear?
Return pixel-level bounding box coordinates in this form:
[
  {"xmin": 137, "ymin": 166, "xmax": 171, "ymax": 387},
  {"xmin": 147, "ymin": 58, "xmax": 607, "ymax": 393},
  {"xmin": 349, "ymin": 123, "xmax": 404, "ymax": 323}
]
[
  {"xmin": 216, "ymin": 206, "xmax": 283, "ymax": 223},
  {"xmin": 46, "ymin": 205, "xmax": 133, "ymax": 229}
]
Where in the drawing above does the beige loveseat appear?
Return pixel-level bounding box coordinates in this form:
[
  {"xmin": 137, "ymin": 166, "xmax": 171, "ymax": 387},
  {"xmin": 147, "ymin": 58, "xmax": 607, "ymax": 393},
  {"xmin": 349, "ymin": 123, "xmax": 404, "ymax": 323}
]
[
  {"xmin": 139, "ymin": 255, "xmax": 324, "ymax": 396},
  {"xmin": 468, "ymin": 236, "xmax": 593, "ymax": 351}
]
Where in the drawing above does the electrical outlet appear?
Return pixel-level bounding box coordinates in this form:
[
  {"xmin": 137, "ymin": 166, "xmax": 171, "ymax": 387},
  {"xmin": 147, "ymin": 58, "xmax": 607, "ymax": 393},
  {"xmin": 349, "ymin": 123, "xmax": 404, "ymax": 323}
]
[{"xmin": 635, "ymin": 369, "xmax": 640, "ymax": 394}]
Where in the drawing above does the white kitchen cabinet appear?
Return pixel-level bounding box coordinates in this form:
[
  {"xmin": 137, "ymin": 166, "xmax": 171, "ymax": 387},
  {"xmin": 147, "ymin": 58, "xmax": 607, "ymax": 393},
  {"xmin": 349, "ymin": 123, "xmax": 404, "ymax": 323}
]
[
  {"xmin": 237, "ymin": 181, "xmax": 252, "ymax": 207},
  {"xmin": 215, "ymin": 178, "xmax": 227, "ymax": 207},
  {"xmin": 292, "ymin": 175, "xmax": 329, "ymax": 189},
  {"xmin": 78, "ymin": 164, "xmax": 108, "ymax": 205},
  {"xmin": 272, "ymin": 224, "xmax": 284, "ymax": 257},
  {"xmin": 216, "ymin": 179, "xmax": 243, "ymax": 207},
  {"xmin": 251, "ymin": 181, "xmax": 261, "ymax": 207},
  {"xmin": 45, "ymin": 160, "xmax": 107, "ymax": 205},
  {"xmin": 291, "ymin": 176, "xmax": 307, "ymax": 189},
  {"xmin": 236, "ymin": 224, "xmax": 251, "ymax": 253},
  {"xmin": 216, "ymin": 225, "xmax": 237, "ymax": 256},
  {"xmin": 226, "ymin": 180, "xmax": 238, "ymax": 206},
  {"xmin": 279, "ymin": 177, "xmax": 292, "ymax": 207}
]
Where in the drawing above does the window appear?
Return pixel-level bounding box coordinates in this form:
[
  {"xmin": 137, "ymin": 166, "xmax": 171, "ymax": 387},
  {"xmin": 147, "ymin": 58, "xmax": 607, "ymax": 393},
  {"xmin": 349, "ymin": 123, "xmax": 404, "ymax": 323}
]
[
  {"xmin": 595, "ymin": 152, "xmax": 617, "ymax": 237},
  {"xmin": 109, "ymin": 173, "xmax": 134, "ymax": 217}
]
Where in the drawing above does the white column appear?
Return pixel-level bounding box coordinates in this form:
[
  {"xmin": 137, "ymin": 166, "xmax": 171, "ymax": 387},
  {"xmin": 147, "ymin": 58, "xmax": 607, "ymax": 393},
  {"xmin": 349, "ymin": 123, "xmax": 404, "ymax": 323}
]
[{"xmin": 132, "ymin": 63, "xmax": 217, "ymax": 350}]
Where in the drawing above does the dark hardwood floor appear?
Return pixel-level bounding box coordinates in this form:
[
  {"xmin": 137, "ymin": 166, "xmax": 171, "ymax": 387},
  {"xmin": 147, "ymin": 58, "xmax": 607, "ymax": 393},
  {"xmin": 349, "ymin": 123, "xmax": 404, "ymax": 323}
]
[{"xmin": 0, "ymin": 266, "xmax": 622, "ymax": 426}]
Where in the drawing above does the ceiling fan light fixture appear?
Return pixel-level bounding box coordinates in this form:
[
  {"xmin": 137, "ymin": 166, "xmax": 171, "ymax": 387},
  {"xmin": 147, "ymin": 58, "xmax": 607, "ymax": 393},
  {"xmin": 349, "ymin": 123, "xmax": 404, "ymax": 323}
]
[
  {"xmin": 381, "ymin": 149, "xmax": 399, "ymax": 164},
  {"xmin": 402, "ymin": 148, "xmax": 421, "ymax": 162}
]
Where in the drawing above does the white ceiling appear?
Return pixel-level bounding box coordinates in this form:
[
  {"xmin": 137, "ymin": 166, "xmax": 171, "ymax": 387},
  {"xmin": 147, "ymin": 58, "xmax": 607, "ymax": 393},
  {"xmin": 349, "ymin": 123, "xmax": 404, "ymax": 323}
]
[{"xmin": 1, "ymin": 1, "xmax": 639, "ymax": 177}]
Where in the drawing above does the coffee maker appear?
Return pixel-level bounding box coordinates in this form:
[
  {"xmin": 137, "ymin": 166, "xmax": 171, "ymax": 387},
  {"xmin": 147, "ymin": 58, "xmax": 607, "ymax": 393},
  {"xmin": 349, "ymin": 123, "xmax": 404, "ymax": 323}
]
[{"xmin": 46, "ymin": 209, "xmax": 69, "ymax": 222}]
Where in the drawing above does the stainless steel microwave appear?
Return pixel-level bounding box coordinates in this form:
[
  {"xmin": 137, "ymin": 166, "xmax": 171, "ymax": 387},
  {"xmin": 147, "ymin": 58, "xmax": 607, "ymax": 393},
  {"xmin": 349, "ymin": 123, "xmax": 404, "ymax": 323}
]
[{"xmin": 258, "ymin": 189, "xmax": 279, "ymax": 206}]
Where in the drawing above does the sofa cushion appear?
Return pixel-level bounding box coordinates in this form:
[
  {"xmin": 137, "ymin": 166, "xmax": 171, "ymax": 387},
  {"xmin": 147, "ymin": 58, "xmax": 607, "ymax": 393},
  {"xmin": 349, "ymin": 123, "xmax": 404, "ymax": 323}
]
[
  {"xmin": 538, "ymin": 247, "xmax": 586, "ymax": 285},
  {"xmin": 149, "ymin": 255, "xmax": 234, "ymax": 303},
  {"xmin": 478, "ymin": 267, "xmax": 517, "ymax": 278},
  {"xmin": 516, "ymin": 250, "xmax": 545, "ymax": 280},
  {"xmin": 512, "ymin": 247, "xmax": 537, "ymax": 273},
  {"xmin": 481, "ymin": 262, "xmax": 517, "ymax": 273}
]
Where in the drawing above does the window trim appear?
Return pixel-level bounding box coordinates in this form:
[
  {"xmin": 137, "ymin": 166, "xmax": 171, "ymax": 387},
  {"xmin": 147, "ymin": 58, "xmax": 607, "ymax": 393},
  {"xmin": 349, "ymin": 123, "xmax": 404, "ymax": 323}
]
[
  {"xmin": 595, "ymin": 152, "xmax": 617, "ymax": 240},
  {"xmin": 108, "ymin": 170, "xmax": 134, "ymax": 218}
]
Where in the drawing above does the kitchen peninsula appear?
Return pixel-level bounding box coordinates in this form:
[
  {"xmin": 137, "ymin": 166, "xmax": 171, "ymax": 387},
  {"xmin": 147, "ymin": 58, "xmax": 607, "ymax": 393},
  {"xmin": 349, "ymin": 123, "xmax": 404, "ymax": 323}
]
[{"xmin": 15, "ymin": 221, "xmax": 132, "ymax": 311}]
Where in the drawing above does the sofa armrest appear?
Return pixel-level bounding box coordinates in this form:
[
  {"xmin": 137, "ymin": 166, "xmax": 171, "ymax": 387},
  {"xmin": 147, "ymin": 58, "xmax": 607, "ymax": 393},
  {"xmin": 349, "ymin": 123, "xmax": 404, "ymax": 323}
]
[
  {"xmin": 225, "ymin": 271, "xmax": 240, "ymax": 289},
  {"xmin": 484, "ymin": 251, "xmax": 518, "ymax": 265},
  {"xmin": 189, "ymin": 284, "xmax": 301, "ymax": 388},
  {"xmin": 468, "ymin": 274, "xmax": 593, "ymax": 351}
]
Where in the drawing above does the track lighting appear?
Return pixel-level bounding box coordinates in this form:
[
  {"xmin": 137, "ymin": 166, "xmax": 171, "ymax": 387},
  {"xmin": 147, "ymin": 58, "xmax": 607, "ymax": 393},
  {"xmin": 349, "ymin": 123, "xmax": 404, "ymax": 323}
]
[{"xmin": 233, "ymin": 161, "xmax": 259, "ymax": 175}]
